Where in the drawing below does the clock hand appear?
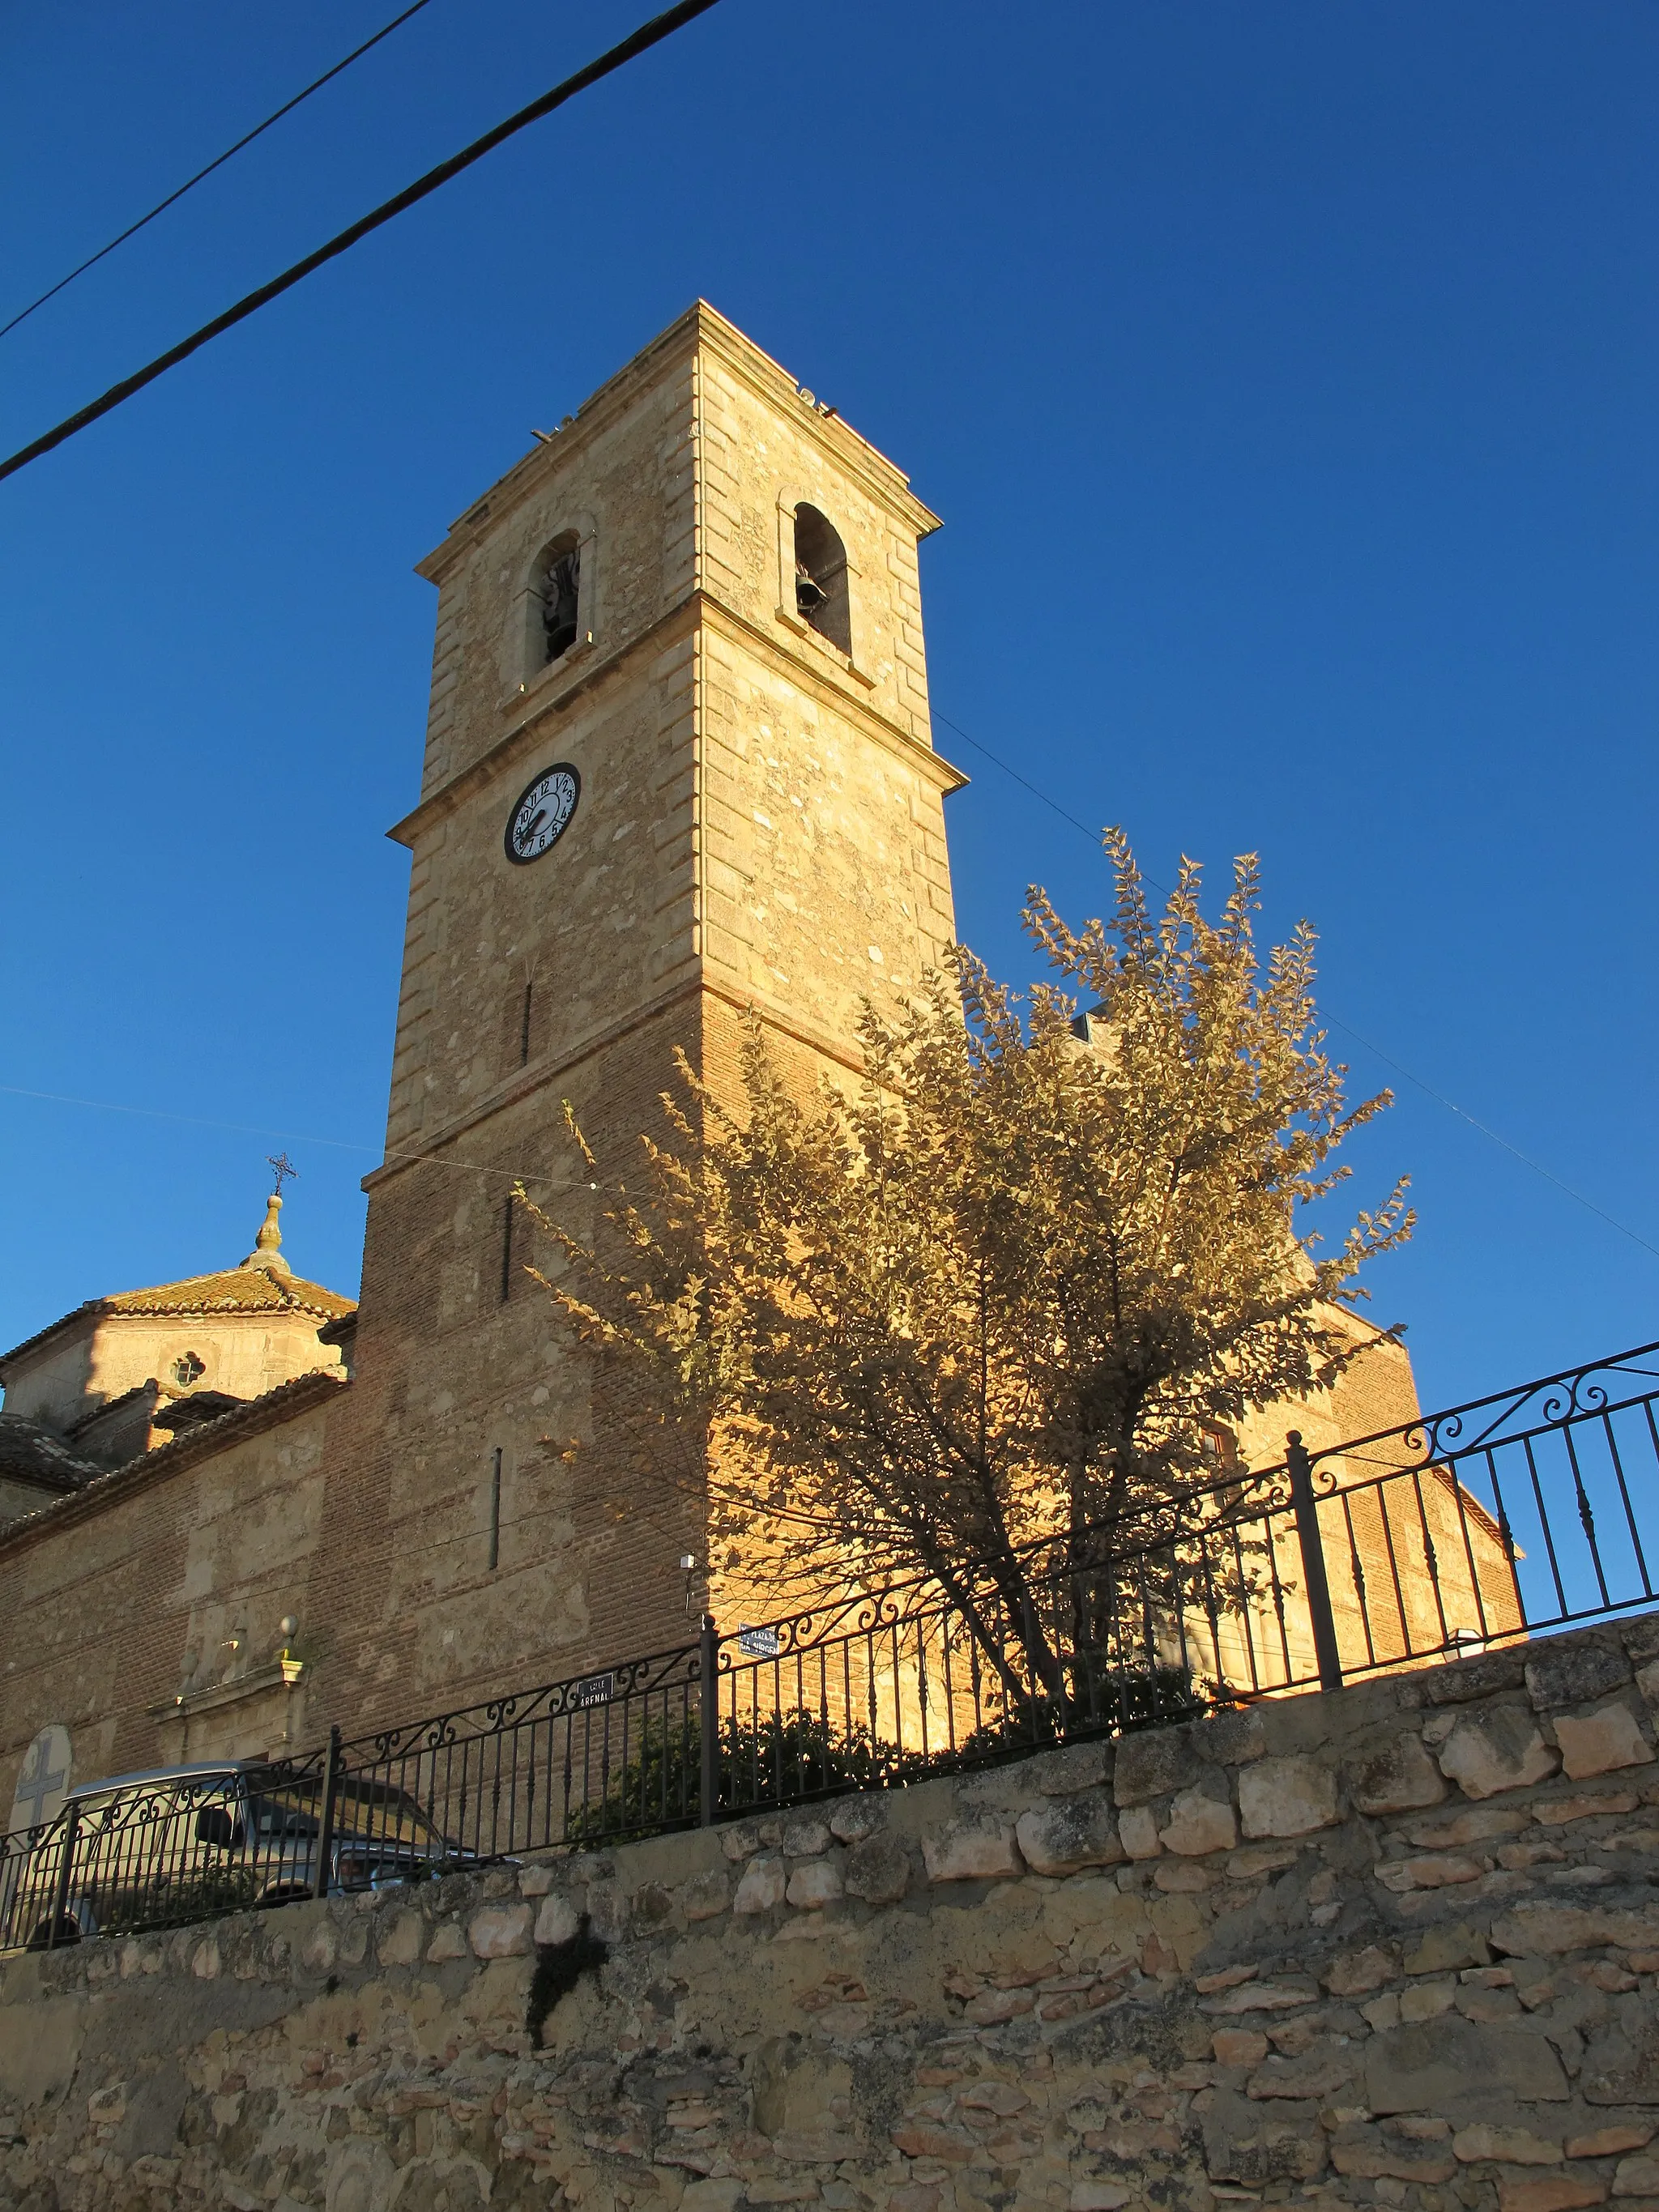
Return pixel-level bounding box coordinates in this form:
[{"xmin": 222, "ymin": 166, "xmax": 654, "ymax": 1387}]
[{"xmin": 522, "ymin": 808, "xmax": 548, "ymax": 837}]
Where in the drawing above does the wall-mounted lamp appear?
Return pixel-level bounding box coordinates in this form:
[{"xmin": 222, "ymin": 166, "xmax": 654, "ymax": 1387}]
[{"xmin": 679, "ymin": 1554, "xmax": 705, "ymax": 1614}]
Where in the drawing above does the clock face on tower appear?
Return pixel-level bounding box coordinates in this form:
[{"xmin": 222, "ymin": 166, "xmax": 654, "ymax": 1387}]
[{"xmin": 505, "ymin": 764, "xmax": 581, "ymax": 864}]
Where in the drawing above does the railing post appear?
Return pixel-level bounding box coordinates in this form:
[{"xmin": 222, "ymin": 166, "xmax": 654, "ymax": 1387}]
[
  {"xmin": 313, "ymin": 1726, "xmax": 343, "ymax": 1900},
  {"xmin": 1286, "ymin": 1431, "xmax": 1344, "ymax": 1692},
  {"xmin": 698, "ymin": 1614, "xmax": 719, "ymax": 1827},
  {"xmin": 45, "ymin": 1801, "xmax": 79, "ymax": 1949}
]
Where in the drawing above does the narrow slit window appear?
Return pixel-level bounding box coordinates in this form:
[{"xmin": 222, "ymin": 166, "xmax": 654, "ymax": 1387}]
[
  {"xmin": 792, "ymin": 505, "xmax": 851, "ymax": 655},
  {"xmin": 519, "ymin": 982, "xmax": 534, "ymax": 1066},
  {"xmin": 499, "ymin": 1192, "xmax": 514, "ymax": 1302}
]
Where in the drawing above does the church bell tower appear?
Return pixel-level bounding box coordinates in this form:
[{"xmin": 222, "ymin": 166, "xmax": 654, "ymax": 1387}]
[{"xmin": 320, "ymin": 305, "xmax": 962, "ymax": 1720}]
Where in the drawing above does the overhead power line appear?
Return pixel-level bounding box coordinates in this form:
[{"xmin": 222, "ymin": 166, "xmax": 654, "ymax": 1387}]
[
  {"xmin": 10, "ymin": 706, "xmax": 1657, "ymax": 1265},
  {"xmin": 0, "ymin": 0, "xmax": 723, "ymax": 487},
  {"xmin": 0, "ymin": 1081, "xmax": 598, "ymax": 1196},
  {"xmin": 0, "ymin": 0, "xmax": 442, "ymax": 343},
  {"xmin": 930, "ymin": 706, "xmax": 1659, "ymax": 1266}
]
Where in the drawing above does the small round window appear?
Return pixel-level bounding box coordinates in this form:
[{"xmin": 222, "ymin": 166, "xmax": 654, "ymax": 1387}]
[{"xmin": 172, "ymin": 1351, "xmax": 206, "ymax": 1387}]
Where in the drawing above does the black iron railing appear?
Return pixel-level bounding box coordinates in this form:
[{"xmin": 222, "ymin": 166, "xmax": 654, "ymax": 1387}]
[
  {"xmin": 1272, "ymin": 1338, "xmax": 1659, "ymax": 1688},
  {"xmin": 0, "ymin": 1746, "xmax": 331, "ymax": 1953},
  {"xmin": 8, "ymin": 1337, "xmax": 1659, "ymax": 1952}
]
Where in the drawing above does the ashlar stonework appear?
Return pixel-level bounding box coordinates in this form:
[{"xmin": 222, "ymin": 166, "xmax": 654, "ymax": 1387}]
[{"xmin": 9, "ymin": 1617, "xmax": 1659, "ymax": 2212}]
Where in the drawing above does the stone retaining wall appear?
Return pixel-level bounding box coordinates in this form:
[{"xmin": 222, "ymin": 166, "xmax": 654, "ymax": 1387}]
[{"xmin": 11, "ymin": 1615, "xmax": 1659, "ymax": 2212}]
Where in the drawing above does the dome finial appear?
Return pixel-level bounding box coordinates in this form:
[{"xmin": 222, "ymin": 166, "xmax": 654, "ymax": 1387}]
[
  {"xmin": 241, "ymin": 1192, "xmax": 291, "ymax": 1273},
  {"xmin": 242, "ymin": 1153, "xmax": 297, "ymax": 1273}
]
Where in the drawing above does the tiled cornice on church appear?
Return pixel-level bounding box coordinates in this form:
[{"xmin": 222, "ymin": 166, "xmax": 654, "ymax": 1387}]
[
  {"xmin": 0, "ymin": 1368, "xmax": 347, "ymax": 1563},
  {"xmin": 0, "ymin": 1269, "xmax": 354, "ymax": 1375}
]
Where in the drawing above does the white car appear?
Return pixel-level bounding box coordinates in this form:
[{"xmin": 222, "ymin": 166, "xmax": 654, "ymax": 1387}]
[{"xmin": 1, "ymin": 1755, "xmax": 455, "ymax": 1950}]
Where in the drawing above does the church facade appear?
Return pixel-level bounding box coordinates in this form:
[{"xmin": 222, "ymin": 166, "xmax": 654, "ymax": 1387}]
[{"xmin": 0, "ymin": 306, "xmax": 1425, "ymax": 1835}]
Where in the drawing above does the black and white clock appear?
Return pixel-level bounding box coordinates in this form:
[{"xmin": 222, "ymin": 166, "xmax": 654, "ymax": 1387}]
[{"xmin": 505, "ymin": 763, "xmax": 581, "ymax": 865}]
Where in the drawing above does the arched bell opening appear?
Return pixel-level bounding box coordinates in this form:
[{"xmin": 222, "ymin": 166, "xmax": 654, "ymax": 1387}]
[
  {"xmin": 792, "ymin": 504, "xmax": 851, "ymax": 656},
  {"xmin": 535, "ymin": 531, "xmax": 582, "ymax": 665}
]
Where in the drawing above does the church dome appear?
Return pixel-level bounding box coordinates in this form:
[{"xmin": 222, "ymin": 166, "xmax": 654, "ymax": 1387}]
[
  {"xmin": 96, "ymin": 1196, "xmax": 356, "ymax": 1325},
  {"xmin": 0, "ymin": 1194, "xmax": 356, "ymax": 1477}
]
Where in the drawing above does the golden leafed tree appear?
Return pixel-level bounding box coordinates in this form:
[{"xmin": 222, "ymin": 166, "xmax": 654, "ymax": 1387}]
[{"xmin": 521, "ymin": 831, "xmax": 1410, "ymax": 1702}]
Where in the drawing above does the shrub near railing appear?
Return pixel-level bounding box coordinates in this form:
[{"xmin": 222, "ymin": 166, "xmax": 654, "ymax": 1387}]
[
  {"xmin": 565, "ymin": 1664, "xmax": 1208, "ymax": 1846},
  {"xmin": 564, "ymin": 1709, "xmax": 891, "ymax": 1843}
]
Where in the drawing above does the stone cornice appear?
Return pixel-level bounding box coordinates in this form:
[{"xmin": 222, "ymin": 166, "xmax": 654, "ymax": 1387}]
[
  {"xmin": 386, "ymin": 598, "xmax": 699, "ymax": 850},
  {"xmin": 386, "ymin": 590, "xmax": 964, "ymax": 852},
  {"xmin": 362, "ymin": 969, "xmax": 705, "ymax": 1191},
  {"xmin": 415, "ymin": 315, "xmax": 698, "ymax": 586},
  {"xmin": 360, "ymin": 974, "xmax": 876, "ymax": 1196},
  {"xmin": 691, "ymin": 305, "xmax": 941, "ymax": 538},
  {"xmin": 414, "ymin": 302, "xmax": 938, "ymax": 590},
  {"xmin": 0, "ymin": 1302, "xmax": 96, "ymax": 1377},
  {"xmin": 2, "ymin": 1280, "xmax": 352, "ymax": 1377},
  {"xmin": 697, "ymin": 974, "xmax": 868, "ymax": 1083},
  {"xmin": 149, "ymin": 1655, "xmax": 304, "ymax": 1725},
  {"xmin": 695, "ymin": 595, "xmax": 967, "ymax": 796}
]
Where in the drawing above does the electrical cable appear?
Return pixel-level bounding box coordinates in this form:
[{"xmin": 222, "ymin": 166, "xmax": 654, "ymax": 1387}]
[
  {"xmin": 12, "ymin": 688, "xmax": 1657, "ymax": 1260},
  {"xmin": 0, "ymin": 1080, "xmax": 599, "ymax": 1196},
  {"xmin": 399, "ymin": 1478, "xmax": 842, "ymax": 1562},
  {"xmin": 930, "ymin": 706, "xmax": 1659, "ymax": 1265},
  {"xmin": 4, "ymin": 724, "xmax": 1645, "ymax": 1251},
  {"xmin": 0, "ymin": 0, "xmax": 442, "ymax": 343},
  {"xmin": 0, "ymin": 0, "xmax": 723, "ymax": 486}
]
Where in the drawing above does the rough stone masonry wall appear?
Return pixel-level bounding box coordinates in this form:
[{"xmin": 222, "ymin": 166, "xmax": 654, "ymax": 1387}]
[{"xmin": 13, "ymin": 1615, "xmax": 1659, "ymax": 2212}]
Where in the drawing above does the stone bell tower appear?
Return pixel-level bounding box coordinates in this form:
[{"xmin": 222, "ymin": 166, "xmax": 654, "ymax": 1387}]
[{"xmin": 316, "ymin": 305, "xmax": 963, "ymax": 1723}]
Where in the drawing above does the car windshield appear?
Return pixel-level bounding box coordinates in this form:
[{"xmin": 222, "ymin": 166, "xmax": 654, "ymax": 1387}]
[
  {"xmin": 58, "ymin": 1767, "xmax": 447, "ymax": 1858},
  {"xmin": 249, "ymin": 1773, "xmax": 447, "ymax": 1853},
  {"xmin": 70, "ymin": 1773, "xmax": 237, "ymax": 1829}
]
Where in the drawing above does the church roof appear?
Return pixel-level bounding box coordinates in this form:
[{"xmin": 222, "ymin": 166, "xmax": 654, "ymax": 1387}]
[
  {"xmin": 0, "ymin": 1195, "xmax": 356, "ymax": 1373},
  {"xmin": 0, "ymin": 1412, "xmax": 100, "ymax": 1495},
  {"xmin": 97, "ymin": 1267, "xmax": 354, "ymax": 1323}
]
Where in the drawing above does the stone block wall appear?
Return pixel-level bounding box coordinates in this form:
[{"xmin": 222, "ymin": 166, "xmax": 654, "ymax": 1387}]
[{"xmin": 11, "ymin": 1614, "xmax": 1659, "ymax": 2212}]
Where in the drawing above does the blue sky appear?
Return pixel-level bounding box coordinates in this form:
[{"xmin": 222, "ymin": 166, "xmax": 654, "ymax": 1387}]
[{"xmin": 1, "ymin": 1, "xmax": 1654, "ymax": 1422}]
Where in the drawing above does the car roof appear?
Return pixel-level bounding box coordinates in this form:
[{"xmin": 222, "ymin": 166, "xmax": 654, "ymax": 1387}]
[{"xmin": 66, "ymin": 1758, "xmax": 260, "ymax": 1801}]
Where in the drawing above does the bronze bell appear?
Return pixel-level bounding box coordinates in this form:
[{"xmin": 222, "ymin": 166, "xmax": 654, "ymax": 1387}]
[{"xmin": 795, "ymin": 564, "xmax": 827, "ymax": 612}]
